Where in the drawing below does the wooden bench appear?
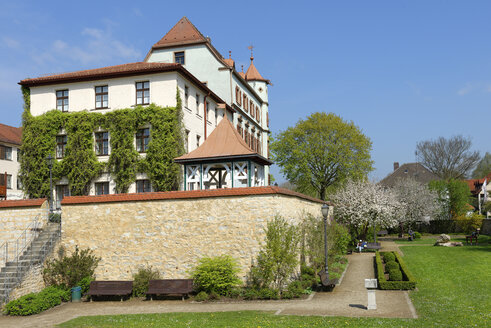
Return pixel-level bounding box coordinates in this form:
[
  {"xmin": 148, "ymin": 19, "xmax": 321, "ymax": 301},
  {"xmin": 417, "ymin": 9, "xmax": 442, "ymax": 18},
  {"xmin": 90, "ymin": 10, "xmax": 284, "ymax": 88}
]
[
  {"xmin": 318, "ymin": 271, "xmax": 338, "ymax": 289},
  {"xmin": 377, "ymin": 230, "xmax": 388, "ymax": 237},
  {"xmin": 88, "ymin": 281, "xmax": 133, "ymax": 301},
  {"xmin": 146, "ymin": 279, "xmax": 194, "ymax": 301},
  {"xmin": 365, "ymin": 242, "xmax": 382, "ymax": 250}
]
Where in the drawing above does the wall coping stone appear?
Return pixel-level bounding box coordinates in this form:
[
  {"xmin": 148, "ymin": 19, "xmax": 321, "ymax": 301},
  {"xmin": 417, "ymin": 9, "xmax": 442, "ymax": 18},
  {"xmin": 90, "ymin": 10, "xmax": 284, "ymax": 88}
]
[
  {"xmin": 0, "ymin": 198, "xmax": 47, "ymax": 208},
  {"xmin": 62, "ymin": 186, "xmax": 327, "ymax": 205}
]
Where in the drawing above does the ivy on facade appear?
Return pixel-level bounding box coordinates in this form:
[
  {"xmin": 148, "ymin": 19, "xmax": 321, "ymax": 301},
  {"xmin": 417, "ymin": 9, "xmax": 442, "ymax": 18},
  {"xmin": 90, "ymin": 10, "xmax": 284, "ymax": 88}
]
[{"xmin": 20, "ymin": 87, "xmax": 184, "ymax": 198}]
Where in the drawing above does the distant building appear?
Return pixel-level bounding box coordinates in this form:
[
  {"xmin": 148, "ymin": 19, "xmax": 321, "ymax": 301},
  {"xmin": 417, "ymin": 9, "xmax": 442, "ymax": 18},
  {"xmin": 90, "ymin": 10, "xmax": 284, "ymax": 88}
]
[
  {"xmin": 0, "ymin": 123, "xmax": 24, "ymax": 200},
  {"xmin": 379, "ymin": 162, "xmax": 440, "ymax": 188},
  {"xmin": 465, "ymin": 172, "xmax": 491, "ymax": 215}
]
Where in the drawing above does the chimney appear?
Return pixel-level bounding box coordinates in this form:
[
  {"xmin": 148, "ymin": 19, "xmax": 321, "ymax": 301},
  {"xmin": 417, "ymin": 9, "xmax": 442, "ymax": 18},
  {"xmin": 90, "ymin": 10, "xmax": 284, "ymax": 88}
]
[{"xmin": 393, "ymin": 162, "xmax": 399, "ymax": 171}]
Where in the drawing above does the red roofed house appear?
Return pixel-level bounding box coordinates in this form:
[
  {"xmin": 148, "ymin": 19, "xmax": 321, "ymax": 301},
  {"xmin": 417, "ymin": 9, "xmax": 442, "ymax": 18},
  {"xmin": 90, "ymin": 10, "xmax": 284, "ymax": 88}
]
[
  {"xmin": 0, "ymin": 123, "xmax": 24, "ymax": 200},
  {"xmin": 18, "ymin": 17, "xmax": 271, "ymax": 202},
  {"xmin": 465, "ymin": 172, "xmax": 491, "ymax": 216}
]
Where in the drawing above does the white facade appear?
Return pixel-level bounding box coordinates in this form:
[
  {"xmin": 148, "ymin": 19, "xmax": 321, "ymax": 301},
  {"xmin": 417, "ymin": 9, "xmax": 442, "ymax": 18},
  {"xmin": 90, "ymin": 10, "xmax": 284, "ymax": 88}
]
[{"xmin": 0, "ymin": 141, "xmax": 24, "ymax": 200}]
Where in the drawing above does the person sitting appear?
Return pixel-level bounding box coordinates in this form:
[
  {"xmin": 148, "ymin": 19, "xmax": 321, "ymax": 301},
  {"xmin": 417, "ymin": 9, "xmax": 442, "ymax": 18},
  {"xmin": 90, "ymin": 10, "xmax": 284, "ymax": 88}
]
[
  {"xmin": 408, "ymin": 229, "xmax": 415, "ymax": 241},
  {"xmin": 357, "ymin": 240, "xmax": 363, "ymax": 253}
]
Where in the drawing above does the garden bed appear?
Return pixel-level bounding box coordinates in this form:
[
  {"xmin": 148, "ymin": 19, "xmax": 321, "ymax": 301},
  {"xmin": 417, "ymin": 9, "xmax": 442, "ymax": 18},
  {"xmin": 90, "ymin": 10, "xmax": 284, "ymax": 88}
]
[{"xmin": 375, "ymin": 251, "xmax": 416, "ymax": 290}]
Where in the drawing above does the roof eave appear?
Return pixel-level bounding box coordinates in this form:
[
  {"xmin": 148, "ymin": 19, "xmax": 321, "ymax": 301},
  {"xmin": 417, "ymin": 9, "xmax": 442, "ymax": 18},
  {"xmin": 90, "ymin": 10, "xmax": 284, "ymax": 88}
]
[{"xmin": 175, "ymin": 154, "xmax": 273, "ymax": 166}]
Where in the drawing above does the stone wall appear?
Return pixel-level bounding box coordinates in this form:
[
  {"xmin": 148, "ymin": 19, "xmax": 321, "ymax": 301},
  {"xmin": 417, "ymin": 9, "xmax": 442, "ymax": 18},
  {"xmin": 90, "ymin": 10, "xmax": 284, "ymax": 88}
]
[
  {"xmin": 8, "ymin": 264, "xmax": 45, "ymax": 300},
  {"xmin": 61, "ymin": 187, "xmax": 325, "ymax": 281},
  {"xmin": 0, "ymin": 199, "xmax": 48, "ymax": 264}
]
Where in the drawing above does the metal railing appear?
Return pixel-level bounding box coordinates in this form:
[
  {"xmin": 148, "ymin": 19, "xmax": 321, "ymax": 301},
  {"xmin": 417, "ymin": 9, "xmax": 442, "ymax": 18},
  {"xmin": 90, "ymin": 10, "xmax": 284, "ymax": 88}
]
[{"xmin": 0, "ymin": 214, "xmax": 45, "ymax": 268}]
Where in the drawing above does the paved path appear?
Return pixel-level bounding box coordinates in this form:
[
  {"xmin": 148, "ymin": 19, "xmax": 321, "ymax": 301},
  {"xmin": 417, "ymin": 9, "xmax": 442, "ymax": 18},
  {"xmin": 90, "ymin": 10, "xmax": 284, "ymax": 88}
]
[{"xmin": 0, "ymin": 254, "xmax": 416, "ymax": 327}]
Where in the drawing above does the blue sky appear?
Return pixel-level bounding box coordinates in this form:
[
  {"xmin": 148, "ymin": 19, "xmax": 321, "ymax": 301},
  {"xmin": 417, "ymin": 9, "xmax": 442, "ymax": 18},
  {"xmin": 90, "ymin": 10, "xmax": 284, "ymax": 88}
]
[{"xmin": 1, "ymin": 1, "xmax": 490, "ymax": 182}]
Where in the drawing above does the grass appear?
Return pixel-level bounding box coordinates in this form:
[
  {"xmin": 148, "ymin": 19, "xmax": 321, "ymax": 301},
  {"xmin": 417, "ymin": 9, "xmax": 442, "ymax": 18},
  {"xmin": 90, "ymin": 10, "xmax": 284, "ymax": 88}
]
[
  {"xmin": 394, "ymin": 238, "xmax": 436, "ymax": 244},
  {"xmin": 59, "ymin": 237, "xmax": 491, "ymax": 328}
]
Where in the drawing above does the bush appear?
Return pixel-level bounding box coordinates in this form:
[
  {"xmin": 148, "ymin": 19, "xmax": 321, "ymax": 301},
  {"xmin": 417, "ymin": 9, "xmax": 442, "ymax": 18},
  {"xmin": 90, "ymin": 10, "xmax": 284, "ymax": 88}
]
[
  {"xmin": 389, "ymin": 269, "xmax": 403, "ymax": 281},
  {"xmin": 194, "ymin": 291, "xmax": 208, "ymax": 302},
  {"xmin": 383, "ymin": 252, "xmax": 395, "ymax": 263},
  {"xmin": 385, "ymin": 261, "xmax": 399, "ymax": 272},
  {"xmin": 251, "ymin": 216, "xmax": 299, "ymax": 291},
  {"xmin": 4, "ymin": 286, "xmax": 68, "ymax": 316},
  {"xmin": 132, "ymin": 265, "xmax": 161, "ymax": 297},
  {"xmin": 287, "ymin": 281, "xmax": 304, "ymax": 298},
  {"xmin": 227, "ymin": 288, "xmax": 243, "ymax": 299},
  {"xmin": 48, "ymin": 213, "xmax": 61, "ymax": 223},
  {"xmin": 455, "ymin": 213, "xmax": 484, "ymax": 234},
  {"xmin": 413, "ymin": 231, "xmax": 422, "ymax": 239},
  {"xmin": 77, "ymin": 276, "xmax": 93, "ymax": 295},
  {"xmin": 281, "ymin": 290, "xmax": 294, "ymax": 299},
  {"xmin": 256, "ymin": 288, "xmax": 278, "ymax": 300},
  {"xmin": 191, "ymin": 255, "xmax": 241, "ymax": 295},
  {"xmin": 242, "ymin": 288, "xmax": 259, "ymax": 300},
  {"xmin": 43, "ymin": 246, "xmax": 100, "ymax": 289}
]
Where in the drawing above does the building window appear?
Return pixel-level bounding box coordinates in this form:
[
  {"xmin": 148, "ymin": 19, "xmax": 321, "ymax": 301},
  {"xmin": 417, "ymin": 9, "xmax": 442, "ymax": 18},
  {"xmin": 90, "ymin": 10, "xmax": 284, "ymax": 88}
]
[
  {"xmin": 235, "ymin": 87, "xmax": 241, "ymax": 105},
  {"xmin": 243, "ymin": 94, "xmax": 248, "ymax": 112},
  {"xmin": 95, "ymin": 132, "xmax": 109, "ymax": 156},
  {"xmin": 16, "ymin": 148, "xmax": 20, "ymax": 162},
  {"xmin": 56, "ymin": 90, "xmax": 69, "ymax": 112},
  {"xmin": 196, "ymin": 94, "xmax": 200, "ymax": 115},
  {"xmin": 0, "ymin": 146, "xmax": 12, "ymax": 160},
  {"xmin": 136, "ymin": 179, "xmax": 151, "ymax": 193},
  {"xmin": 136, "ymin": 81, "xmax": 150, "ymax": 105},
  {"xmin": 256, "ymin": 106, "xmax": 260, "ymax": 123},
  {"xmin": 196, "ymin": 135, "xmax": 200, "ymax": 148},
  {"xmin": 95, "ymin": 86, "xmax": 108, "ymax": 109},
  {"xmin": 185, "ymin": 130, "xmax": 190, "ymax": 152},
  {"xmin": 250, "ymin": 101, "xmax": 254, "ymax": 118},
  {"xmin": 17, "ymin": 175, "xmax": 23, "ymax": 190},
  {"xmin": 6, "ymin": 175, "xmax": 12, "ymax": 189},
  {"xmin": 136, "ymin": 128, "xmax": 150, "ymax": 153},
  {"xmin": 184, "ymin": 86, "xmax": 189, "ymax": 108},
  {"xmin": 95, "ymin": 182, "xmax": 110, "ymax": 195},
  {"xmin": 174, "ymin": 51, "xmax": 185, "ymax": 64},
  {"xmin": 56, "ymin": 135, "xmax": 67, "ymax": 159}
]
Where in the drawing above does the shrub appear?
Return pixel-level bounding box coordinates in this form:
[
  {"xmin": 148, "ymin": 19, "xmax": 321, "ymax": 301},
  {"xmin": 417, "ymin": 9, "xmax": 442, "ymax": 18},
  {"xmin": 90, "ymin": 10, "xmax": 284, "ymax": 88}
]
[
  {"xmin": 389, "ymin": 269, "xmax": 403, "ymax": 281},
  {"xmin": 227, "ymin": 288, "xmax": 243, "ymax": 299},
  {"xmin": 48, "ymin": 213, "xmax": 61, "ymax": 223},
  {"xmin": 281, "ymin": 290, "xmax": 294, "ymax": 299},
  {"xmin": 383, "ymin": 252, "xmax": 395, "ymax": 263},
  {"xmin": 194, "ymin": 291, "xmax": 208, "ymax": 302},
  {"xmin": 385, "ymin": 261, "xmax": 399, "ymax": 272},
  {"xmin": 132, "ymin": 265, "xmax": 161, "ymax": 297},
  {"xmin": 77, "ymin": 276, "xmax": 93, "ymax": 295},
  {"xmin": 191, "ymin": 255, "xmax": 241, "ymax": 295},
  {"xmin": 242, "ymin": 288, "xmax": 259, "ymax": 300},
  {"xmin": 287, "ymin": 281, "xmax": 304, "ymax": 298},
  {"xmin": 258, "ymin": 288, "xmax": 280, "ymax": 300},
  {"xmin": 375, "ymin": 251, "xmax": 416, "ymax": 290},
  {"xmin": 413, "ymin": 231, "xmax": 422, "ymax": 239},
  {"xmin": 43, "ymin": 246, "xmax": 100, "ymax": 289},
  {"xmin": 250, "ymin": 216, "xmax": 299, "ymax": 291},
  {"xmin": 455, "ymin": 213, "xmax": 484, "ymax": 234},
  {"xmin": 4, "ymin": 286, "xmax": 68, "ymax": 316}
]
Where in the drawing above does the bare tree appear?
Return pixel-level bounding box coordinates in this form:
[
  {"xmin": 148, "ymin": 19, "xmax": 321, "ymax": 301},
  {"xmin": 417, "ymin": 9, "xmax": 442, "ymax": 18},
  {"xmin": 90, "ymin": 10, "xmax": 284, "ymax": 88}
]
[{"xmin": 416, "ymin": 135, "xmax": 480, "ymax": 179}]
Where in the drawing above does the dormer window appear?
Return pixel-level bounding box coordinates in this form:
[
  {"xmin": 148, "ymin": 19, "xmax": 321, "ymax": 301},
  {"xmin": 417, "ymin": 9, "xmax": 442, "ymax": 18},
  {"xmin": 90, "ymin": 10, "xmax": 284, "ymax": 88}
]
[
  {"xmin": 56, "ymin": 90, "xmax": 69, "ymax": 112},
  {"xmin": 174, "ymin": 51, "xmax": 185, "ymax": 65}
]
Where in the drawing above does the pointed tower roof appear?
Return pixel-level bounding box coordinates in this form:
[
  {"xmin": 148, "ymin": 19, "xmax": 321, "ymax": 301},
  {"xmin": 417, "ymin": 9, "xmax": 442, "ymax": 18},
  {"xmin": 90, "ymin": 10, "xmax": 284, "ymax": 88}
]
[
  {"xmin": 245, "ymin": 58, "xmax": 269, "ymax": 83},
  {"xmin": 175, "ymin": 118, "xmax": 272, "ymax": 165},
  {"xmin": 152, "ymin": 16, "xmax": 207, "ymax": 49}
]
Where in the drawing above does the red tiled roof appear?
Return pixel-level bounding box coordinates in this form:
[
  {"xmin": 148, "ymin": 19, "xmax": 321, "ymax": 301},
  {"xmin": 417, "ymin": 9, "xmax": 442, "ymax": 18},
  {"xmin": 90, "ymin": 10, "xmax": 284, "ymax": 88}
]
[
  {"xmin": 152, "ymin": 16, "xmax": 207, "ymax": 49},
  {"xmin": 0, "ymin": 198, "xmax": 46, "ymax": 208},
  {"xmin": 223, "ymin": 58, "xmax": 235, "ymax": 68},
  {"xmin": 19, "ymin": 62, "xmax": 181, "ymax": 86},
  {"xmin": 174, "ymin": 117, "xmax": 272, "ymax": 165},
  {"xmin": 245, "ymin": 57, "xmax": 269, "ymax": 83},
  {"xmin": 62, "ymin": 186, "xmax": 326, "ymax": 205},
  {"xmin": 0, "ymin": 123, "xmax": 22, "ymax": 145},
  {"xmin": 465, "ymin": 172, "xmax": 491, "ymax": 193}
]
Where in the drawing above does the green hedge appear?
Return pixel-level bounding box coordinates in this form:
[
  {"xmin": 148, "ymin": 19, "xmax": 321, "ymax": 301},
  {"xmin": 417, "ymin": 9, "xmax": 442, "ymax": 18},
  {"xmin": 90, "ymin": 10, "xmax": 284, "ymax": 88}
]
[
  {"xmin": 4, "ymin": 286, "xmax": 70, "ymax": 316},
  {"xmin": 375, "ymin": 251, "xmax": 416, "ymax": 290}
]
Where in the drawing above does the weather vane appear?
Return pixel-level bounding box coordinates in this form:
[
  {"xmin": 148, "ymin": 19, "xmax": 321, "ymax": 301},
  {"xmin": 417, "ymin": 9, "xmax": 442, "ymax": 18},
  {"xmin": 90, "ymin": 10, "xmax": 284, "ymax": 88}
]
[{"xmin": 248, "ymin": 44, "xmax": 254, "ymax": 59}]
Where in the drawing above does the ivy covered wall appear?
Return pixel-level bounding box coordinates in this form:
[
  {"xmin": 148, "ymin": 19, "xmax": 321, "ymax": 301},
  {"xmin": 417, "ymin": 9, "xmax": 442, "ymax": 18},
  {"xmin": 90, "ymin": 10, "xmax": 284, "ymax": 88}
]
[{"xmin": 20, "ymin": 87, "xmax": 184, "ymax": 198}]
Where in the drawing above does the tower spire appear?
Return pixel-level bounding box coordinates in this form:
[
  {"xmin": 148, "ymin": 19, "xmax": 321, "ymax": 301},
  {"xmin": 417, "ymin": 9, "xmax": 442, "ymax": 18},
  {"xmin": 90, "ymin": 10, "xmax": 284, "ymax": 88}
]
[{"xmin": 248, "ymin": 44, "xmax": 254, "ymax": 61}]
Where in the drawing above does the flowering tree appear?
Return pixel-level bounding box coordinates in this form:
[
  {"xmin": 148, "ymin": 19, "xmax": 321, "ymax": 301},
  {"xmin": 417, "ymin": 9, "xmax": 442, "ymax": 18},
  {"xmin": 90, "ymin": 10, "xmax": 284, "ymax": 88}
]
[
  {"xmin": 330, "ymin": 179, "xmax": 402, "ymax": 241},
  {"xmin": 391, "ymin": 178, "xmax": 439, "ymax": 234}
]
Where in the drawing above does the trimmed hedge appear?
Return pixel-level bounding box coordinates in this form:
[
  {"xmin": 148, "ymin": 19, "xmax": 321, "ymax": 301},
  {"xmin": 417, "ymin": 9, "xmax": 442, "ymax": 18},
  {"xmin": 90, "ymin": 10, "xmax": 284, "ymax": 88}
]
[
  {"xmin": 375, "ymin": 251, "xmax": 416, "ymax": 290},
  {"xmin": 389, "ymin": 268, "xmax": 403, "ymax": 281},
  {"xmin": 385, "ymin": 261, "xmax": 399, "ymax": 271},
  {"xmin": 383, "ymin": 252, "xmax": 395, "ymax": 263}
]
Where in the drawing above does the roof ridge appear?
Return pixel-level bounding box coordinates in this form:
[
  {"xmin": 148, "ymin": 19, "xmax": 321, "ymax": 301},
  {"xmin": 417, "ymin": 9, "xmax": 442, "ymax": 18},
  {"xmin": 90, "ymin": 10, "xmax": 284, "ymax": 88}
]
[{"xmin": 153, "ymin": 16, "xmax": 207, "ymax": 48}]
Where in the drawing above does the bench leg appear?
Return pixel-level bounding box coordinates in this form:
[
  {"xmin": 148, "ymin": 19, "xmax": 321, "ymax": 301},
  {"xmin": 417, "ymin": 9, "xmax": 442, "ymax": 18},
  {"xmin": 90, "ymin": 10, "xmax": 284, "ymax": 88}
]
[{"xmin": 121, "ymin": 297, "xmax": 123, "ymax": 302}]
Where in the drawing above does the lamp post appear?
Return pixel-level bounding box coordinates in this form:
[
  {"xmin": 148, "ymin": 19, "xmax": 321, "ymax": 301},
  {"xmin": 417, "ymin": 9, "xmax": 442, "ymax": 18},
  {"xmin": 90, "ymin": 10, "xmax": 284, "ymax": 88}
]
[
  {"xmin": 46, "ymin": 154, "xmax": 53, "ymax": 213},
  {"xmin": 321, "ymin": 203, "xmax": 329, "ymax": 282}
]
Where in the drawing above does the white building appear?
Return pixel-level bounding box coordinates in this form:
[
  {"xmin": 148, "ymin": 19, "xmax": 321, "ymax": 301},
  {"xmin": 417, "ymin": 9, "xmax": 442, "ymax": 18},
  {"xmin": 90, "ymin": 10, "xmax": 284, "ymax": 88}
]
[
  {"xmin": 19, "ymin": 17, "xmax": 271, "ymax": 202},
  {"xmin": 0, "ymin": 123, "xmax": 24, "ymax": 200}
]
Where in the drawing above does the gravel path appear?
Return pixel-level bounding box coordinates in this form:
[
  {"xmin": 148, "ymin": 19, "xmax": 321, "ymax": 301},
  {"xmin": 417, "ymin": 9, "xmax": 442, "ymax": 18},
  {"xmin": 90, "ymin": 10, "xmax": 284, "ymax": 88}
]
[{"xmin": 0, "ymin": 252, "xmax": 416, "ymax": 327}]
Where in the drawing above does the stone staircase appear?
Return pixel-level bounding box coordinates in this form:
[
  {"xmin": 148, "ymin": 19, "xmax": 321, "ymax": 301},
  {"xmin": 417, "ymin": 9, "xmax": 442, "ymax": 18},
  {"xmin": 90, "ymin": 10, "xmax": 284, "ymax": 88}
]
[{"xmin": 0, "ymin": 222, "xmax": 60, "ymax": 303}]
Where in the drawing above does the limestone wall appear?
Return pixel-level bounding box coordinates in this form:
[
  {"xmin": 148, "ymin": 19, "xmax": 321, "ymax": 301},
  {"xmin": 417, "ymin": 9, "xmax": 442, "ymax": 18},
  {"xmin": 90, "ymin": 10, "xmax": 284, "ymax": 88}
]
[
  {"xmin": 61, "ymin": 189, "xmax": 323, "ymax": 281},
  {"xmin": 8, "ymin": 264, "xmax": 45, "ymax": 300},
  {"xmin": 482, "ymin": 219, "xmax": 491, "ymax": 235},
  {"xmin": 0, "ymin": 199, "xmax": 48, "ymax": 265}
]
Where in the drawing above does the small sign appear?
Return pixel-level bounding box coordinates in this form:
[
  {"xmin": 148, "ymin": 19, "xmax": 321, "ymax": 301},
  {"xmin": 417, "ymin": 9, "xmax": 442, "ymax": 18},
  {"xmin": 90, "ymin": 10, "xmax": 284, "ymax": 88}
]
[{"xmin": 365, "ymin": 279, "xmax": 377, "ymax": 289}]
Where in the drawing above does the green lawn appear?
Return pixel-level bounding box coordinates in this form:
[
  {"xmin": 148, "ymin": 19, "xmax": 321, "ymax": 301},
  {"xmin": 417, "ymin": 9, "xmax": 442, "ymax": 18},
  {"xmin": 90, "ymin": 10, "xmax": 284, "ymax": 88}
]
[
  {"xmin": 394, "ymin": 238, "xmax": 436, "ymax": 244},
  {"xmin": 59, "ymin": 239, "xmax": 491, "ymax": 328}
]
